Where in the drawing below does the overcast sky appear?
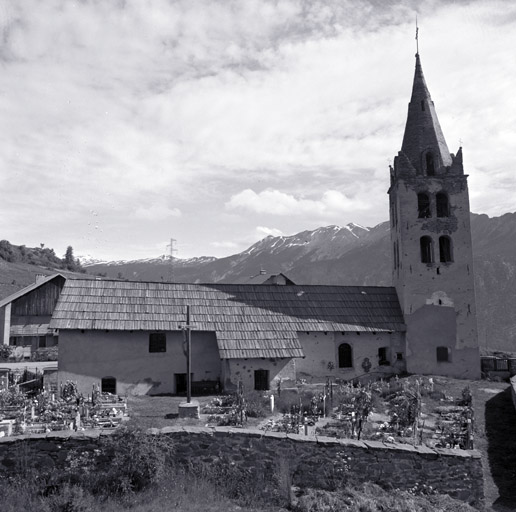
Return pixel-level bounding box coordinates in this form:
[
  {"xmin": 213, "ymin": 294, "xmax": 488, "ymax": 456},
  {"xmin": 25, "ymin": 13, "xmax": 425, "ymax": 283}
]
[{"xmin": 1, "ymin": 0, "xmax": 515, "ymax": 261}]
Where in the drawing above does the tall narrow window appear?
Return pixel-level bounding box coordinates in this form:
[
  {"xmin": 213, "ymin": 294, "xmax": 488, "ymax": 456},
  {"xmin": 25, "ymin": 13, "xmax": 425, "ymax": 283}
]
[
  {"xmin": 439, "ymin": 236, "xmax": 453, "ymax": 262},
  {"xmin": 436, "ymin": 347, "xmax": 450, "ymax": 362},
  {"xmin": 338, "ymin": 343, "xmax": 353, "ymax": 368},
  {"xmin": 420, "ymin": 236, "xmax": 433, "ymax": 263},
  {"xmin": 421, "ymin": 100, "xmax": 425, "ymax": 111},
  {"xmin": 417, "ymin": 192, "xmax": 431, "ymax": 218},
  {"xmin": 378, "ymin": 347, "xmax": 389, "ymax": 366},
  {"xmin": 436, "ymin": 192, "xmax": 449, "ymax": 217},
  {"xmin": 426, "ymin": 153, "xmax": 435, "ymax": 176}
]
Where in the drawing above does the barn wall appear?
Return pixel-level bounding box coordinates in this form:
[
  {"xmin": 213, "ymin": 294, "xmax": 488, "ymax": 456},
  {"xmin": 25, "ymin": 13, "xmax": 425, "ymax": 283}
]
[
  {"xmin": 58, "ymin": 329, "xmax": 221, "ymax": 396},
  {"xmin": 296, "ymin": 331, "xmax": 405, "ymax": 382},
  {"xmin": 11, "ymin": 277, "xmax": 65, "ymax": 317},
  {"xmin": 223, "ymin": 357, "xmax": 295, "ymax": 391}
]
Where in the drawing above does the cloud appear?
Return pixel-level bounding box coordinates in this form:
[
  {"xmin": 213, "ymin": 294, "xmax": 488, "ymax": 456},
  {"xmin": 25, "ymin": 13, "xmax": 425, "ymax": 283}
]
[
  {"xmin": 1, "ymin": 0, "xmax": 515, "ymax": 260},
  {"xmin": 256, "ymin": 226, "xmax": 283, "ymax": 238},
  {"xmin": 133, "ymin": 205, "xmax": 182, "ymax": 221},
  {"xmin": 226, "ymin": 189, "xmax": 370, "ymax": 217},
  {"xmin": 211, "ymin": 241, "xmax": 240, "ymax": 250}
]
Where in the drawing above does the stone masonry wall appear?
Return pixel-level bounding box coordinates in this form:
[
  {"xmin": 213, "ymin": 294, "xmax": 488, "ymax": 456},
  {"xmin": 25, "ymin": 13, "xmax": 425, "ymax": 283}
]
[{"xmin": 0, "ymin": 427, "xmax": 484, "ymax": 508}]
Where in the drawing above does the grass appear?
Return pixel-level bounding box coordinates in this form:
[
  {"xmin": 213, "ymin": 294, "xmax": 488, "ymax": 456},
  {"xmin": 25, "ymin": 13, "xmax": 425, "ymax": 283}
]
[{"xmin": 1, "ymin": 471, "xmax": 477, "ymax": 512}]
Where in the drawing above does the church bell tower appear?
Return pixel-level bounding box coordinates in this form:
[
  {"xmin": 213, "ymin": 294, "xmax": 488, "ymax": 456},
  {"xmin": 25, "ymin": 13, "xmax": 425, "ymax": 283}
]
[{"xmin": 388, "ymin": 52, "xmax": 480, "ymax": 378}]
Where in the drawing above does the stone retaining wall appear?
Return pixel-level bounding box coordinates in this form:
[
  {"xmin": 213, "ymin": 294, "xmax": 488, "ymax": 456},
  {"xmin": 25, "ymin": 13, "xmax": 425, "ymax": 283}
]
[
  {"xmin": 0, "ymin": 427, "xmax": 484, "ymax": 508},
  {"xmin": 510, "ymin": 375, "xmax": 516, "ymax": 410}
]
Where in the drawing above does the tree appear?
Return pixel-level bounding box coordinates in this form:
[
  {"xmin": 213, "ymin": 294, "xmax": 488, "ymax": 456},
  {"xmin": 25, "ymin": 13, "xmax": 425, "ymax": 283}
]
[{"xmin": 64, "ymin": 246, "xmax": 76, "ymax": 271}]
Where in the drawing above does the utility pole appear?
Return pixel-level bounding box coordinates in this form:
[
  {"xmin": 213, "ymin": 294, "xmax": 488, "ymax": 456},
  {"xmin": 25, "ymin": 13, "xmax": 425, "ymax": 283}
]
[
  {"xmin": 177, "ymin": 306, "xmax": 198, "ymax": 418},
  {"xmin": 166, "ymin": 238, "xmax": 177, "ymax": 282},
  {"xmin": 179, "ymin": 305, "xmax": 193, "ymax": 403}
]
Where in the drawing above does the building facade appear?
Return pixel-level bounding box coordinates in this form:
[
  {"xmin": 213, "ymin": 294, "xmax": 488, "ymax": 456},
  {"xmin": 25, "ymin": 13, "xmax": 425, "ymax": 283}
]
[
  {"xmin": 50, "ymin": 280, "xmax": 406, "ymax": 396},
  {"xmin": 389, "ymin": 53, "xmax": 480, "ymax": 378}
]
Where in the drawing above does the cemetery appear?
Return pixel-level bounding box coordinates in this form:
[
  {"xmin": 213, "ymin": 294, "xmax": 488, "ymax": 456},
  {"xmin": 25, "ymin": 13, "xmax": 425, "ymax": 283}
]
[
  {"xmin": 0, "ymin": 368, "xmax": 474, "ymax": 454},
  {"xmin": 200, "ymin": 375, "xmax": 475, "ymax": 450},
  {"xmin": 0, "ymin": 377, "xmax": 128, "ymax": 438}
]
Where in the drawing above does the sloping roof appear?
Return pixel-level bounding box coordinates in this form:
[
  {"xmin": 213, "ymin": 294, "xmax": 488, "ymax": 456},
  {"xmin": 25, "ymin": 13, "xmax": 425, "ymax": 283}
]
[
  {"xmin": 50, "ymin": 279, "xmax": 405, "ymax": 359},
  {"xmin": 233, "ymin": 272, "xmax": 296, "ymax": 285},
  {"xmin": 0, "ymin": 273, "xmax": 65, "ymax": 309},
  {"xmin": 10, "ymin": 323, "xmax": 52, "ymax": 336}
]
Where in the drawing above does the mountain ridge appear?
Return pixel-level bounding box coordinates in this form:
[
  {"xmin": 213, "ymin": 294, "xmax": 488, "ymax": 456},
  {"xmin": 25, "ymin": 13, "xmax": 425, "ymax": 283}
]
[{"xmin": 1, "ymin": 212, "xmax": 515, "ymax": 353}]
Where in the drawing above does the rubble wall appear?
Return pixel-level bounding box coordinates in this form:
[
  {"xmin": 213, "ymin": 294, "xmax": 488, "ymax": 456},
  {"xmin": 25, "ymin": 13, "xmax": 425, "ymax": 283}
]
[
  {"xmin": 0, "ymin": 427, "xmax": 483, "ymax": 508},
  {"xmin": 511, "ymin": 375, "xmax": 516, "ymax": 410}
]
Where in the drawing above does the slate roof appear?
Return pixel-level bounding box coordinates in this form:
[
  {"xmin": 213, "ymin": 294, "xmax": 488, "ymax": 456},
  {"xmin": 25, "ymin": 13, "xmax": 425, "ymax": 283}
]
[{"xmin": 50, "ymin": 279, "xmax": 405, "ymax": 359}]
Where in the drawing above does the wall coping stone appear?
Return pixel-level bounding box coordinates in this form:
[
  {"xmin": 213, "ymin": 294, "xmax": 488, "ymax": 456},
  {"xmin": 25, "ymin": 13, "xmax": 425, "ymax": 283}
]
[
  {"xmin": 287, "ymin": 433, "xmax": 317, "ymax": 442},
  {"xmin": 363, "ymin": 439, "xmax": 389, "ymax": 450},
  {"xmin": 383, "ymin": 442, "xmax": 419, "ymax": 453},
  {"xmin": 0, "ymin": 425, "xmax": 483, "ymax": 461},
  {"xmin": 182, "ymin": 426, "xmax": 213, "ymax": 435},
  {"xmin": 412, "ymin": 444, "xmax": 438, "ymax": 455},
  {"xmin": 159, "ymin": 426, "xmax": 183, "ymax": 434},
  {"xmin": 262, "ymin": 431, "xmax": 288, "ymax": 440},
  {"xmin": 333, "ymin": 437, "xmax": 368, "ymax": 449},
  {"xmin": 434, "ymin": 447, "xmax": 482, "ymax": 459},
  {"xmin": 316, "ymin": 435, "xmax": 348, "ymax": 447}
]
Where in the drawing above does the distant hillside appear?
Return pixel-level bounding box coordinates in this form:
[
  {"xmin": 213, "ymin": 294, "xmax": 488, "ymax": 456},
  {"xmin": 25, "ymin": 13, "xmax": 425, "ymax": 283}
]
[
  {"xmin": 0, "ymin": 241, "xmax": 86, "ymax": 299},
  {"xmin": 84, "ymin": 213, "xmax": 516, "ymax": 353}
]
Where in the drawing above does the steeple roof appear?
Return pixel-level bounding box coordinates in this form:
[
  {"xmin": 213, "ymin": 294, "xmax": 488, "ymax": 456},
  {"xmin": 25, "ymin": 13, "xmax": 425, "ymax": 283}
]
[{"xmin": 400, "ymin": 53, "xmax": 452, "ymax": 173}]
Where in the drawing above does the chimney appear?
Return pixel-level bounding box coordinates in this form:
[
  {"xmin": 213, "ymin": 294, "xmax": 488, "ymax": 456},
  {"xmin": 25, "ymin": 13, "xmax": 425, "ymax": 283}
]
[
  {"xmin": 35, "ymin": 274, "xmax": 46, "ymax": 284},
  {"xmin": 260, "ymin": 269, "xmax": 267, "ymax": 275}
]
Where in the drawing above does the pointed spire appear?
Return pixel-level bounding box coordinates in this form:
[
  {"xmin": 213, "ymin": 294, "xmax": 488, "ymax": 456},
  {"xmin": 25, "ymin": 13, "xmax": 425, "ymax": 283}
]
[{"xmin": 400, "ymin": 53, "xmax": 452, "ymax": 175}]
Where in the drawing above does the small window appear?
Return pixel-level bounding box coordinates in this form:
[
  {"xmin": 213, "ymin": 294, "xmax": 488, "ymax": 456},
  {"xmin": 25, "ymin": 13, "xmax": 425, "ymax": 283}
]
[
  {"xmin": 378, "ymin": 347, "xmax": 389, "ymax": 366},
  {"xmin": 38, "ymin": 336, "xmax": 47, "ymax": 348},
  {"xmin": 420, "ymin": 236, "xmax": 433, "ymax": 263},
  {"xmin": 9, "ymin": 337, "xmax": 17, "ymax": 346},
  {"xmin": 338, "ymin": 343, "xmax": 353, "ymax": 368},
  {"xmin": 101, "ymin": 377, "xmax": 117, "ymax": 394},
  {"xmin": 254, "ymin": 369, "xmax": 269, "ymax": 391},
  {"xmin": 439, "ymin": 236, "xmax": 453, "ymax": 263},
  {"xmin": 436, "ymin": 346, "xmax": 450, "ymax": 362},
  {"xmin": 396, "ymin": 352, "xmax": 404, "ymax": 361},
  {"xmin": 149, "ymin": 332, "xmax": 166, "ymax": 352},
  {"xmin": 436, "ymin": 192, "xmax": 449, "ymax": 217},
  {"xmin": 426, "ymin": 153, "xmax": 435, "ymax": 176},
  {"xmin": 417, "ymin": 193, "xmax": 431, "ymax": 218}
]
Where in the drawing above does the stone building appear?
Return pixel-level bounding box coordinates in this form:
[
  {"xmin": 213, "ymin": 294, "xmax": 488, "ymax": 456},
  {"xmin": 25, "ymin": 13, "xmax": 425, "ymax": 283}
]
[
  {"xmin": 0, "ymin": 50, "xmax": 481, "ymax": 393},
  {"xmin": 389, "ymin": 52, "xmax": 480, "ymax": 378},
  {"xmin": 50, "ymin": 280, "xmax": 405, "ymax": 396}
]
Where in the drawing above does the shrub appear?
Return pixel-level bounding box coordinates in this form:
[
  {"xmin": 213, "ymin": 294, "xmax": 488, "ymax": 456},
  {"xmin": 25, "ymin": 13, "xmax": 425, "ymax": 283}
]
[
  {"xmin": 91, "ymin": 426, "xmax": 175, "ymax": 494},
  {"xmin": 243, "ymin": 390, "xmax": 270, "ymax": 418},
  {"xmin": 31, "ymin": 347, "xmax": 58, "ymax": 361},
  {"xmin": 0, "ymin": 344, "xmax": 13, "ymax": 361}
]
